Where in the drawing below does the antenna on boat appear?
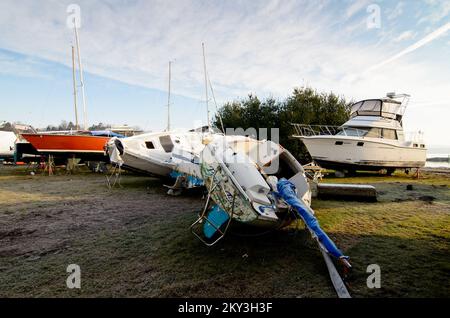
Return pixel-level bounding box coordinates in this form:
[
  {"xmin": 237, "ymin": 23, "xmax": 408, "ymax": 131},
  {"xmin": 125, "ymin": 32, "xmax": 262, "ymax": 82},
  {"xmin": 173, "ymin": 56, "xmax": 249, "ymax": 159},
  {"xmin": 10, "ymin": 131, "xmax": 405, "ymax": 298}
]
[
  {"xmin": 74, "ymin": 24, "xmax": 88, "ymax": 130},
  {"xmin": 202, "ymin": 43, "xmax": 211, "ymax": 129},
  {"xmin": 71, "ymin": 46, "xmax": 79, "ymax": 130},
  {"xmin": 166, "ymin": 61, "xmax": 172, "ymax": 132}
]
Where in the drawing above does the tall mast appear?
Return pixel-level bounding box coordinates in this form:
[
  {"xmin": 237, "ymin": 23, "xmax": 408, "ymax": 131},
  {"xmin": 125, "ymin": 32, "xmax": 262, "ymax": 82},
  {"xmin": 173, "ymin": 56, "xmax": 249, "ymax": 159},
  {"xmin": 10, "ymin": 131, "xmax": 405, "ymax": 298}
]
[
  {"xmin": 202, "ymin": 43, "xmax": 211, "ymax": 128},
  {"xmin": 74, "ymin": 26, "xmax": 87, "ymax": 130},
  {"xmin": 71, "ymin": 45, "xmax": 79, "ymax": 130},
  {"xmin": 166, "ymin": 61, "xmax": 172, "ymax": 131}
]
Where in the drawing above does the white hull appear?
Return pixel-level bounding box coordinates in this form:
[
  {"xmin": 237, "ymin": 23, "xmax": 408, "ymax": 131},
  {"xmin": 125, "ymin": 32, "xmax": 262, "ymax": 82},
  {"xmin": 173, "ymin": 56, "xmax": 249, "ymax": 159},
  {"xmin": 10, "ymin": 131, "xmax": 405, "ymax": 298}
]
[
  {"xmin": 302, "ymin": 136, "xmax": 426, "ymax": 169},
  {"xmin": 0, "ymin": 131, "xmax": 16, "ymax": 158},
  {"xmin": 182, "ymin": 135, "xmax": 312, "ymax": 228},
  {"xmin": 120, "ymin": 151, "xmax": 173, "ymax": 177},
  {"xmin": 107, "ymin": 130, "xmax": 205, "ymax": 177}
]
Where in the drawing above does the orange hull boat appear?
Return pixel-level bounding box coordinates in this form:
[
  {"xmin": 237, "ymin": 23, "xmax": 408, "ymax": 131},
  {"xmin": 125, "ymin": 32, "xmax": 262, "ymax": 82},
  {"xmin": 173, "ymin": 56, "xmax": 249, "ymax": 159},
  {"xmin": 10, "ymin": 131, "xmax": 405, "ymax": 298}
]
[{"xmin": 21, "ymin": 133, "xmax": 110, "ymax": 158}]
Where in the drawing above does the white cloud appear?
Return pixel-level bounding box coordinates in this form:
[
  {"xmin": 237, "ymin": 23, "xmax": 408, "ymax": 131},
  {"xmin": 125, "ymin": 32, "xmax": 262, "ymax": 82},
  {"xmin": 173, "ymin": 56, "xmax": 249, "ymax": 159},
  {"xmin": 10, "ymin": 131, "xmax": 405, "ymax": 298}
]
[
  {"xmin": 345, "ymin": 0, "xmax": 372, "ymax": 19},
  {"xmin": 393, "ymin": 30, "xmax": 415, "ymax": 42},
  {"xmin": 0, "ymin": 0, "xmax": 449, "ymax": 146},
  {"xmin": 418, "ymin": 0, "xmax": 450, "ymax": 24},
  {"xmin": 388, "ymin": 1, "xmax": 404, "ymax": 20}
]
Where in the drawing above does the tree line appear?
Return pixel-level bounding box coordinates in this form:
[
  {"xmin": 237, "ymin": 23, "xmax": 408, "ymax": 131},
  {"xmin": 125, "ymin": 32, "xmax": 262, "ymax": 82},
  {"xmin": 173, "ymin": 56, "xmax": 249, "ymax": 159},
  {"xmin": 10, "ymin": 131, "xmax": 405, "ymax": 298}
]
[
  {"xmin": 213, "ymin": 87, "xmax": 352, "ymax": 163},
  {"xmin": 41, "ymin": 121, "xmax": 112, "ymax": 131}
]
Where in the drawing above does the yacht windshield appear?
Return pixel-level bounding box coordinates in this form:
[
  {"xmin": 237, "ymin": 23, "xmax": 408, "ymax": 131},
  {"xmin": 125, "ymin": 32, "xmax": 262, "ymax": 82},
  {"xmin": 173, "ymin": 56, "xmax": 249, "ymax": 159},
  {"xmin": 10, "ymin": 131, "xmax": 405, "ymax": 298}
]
[
  {"xmin": 336, "ymin": 127, "xmax": 369, "ymax": 137},
  {"xmin": 350, "ymin": 100, "xmax": 382, "ymax": 117},
  {"xmin": 336, "ymin": 127, "xmax": 396, "ymax": 139},
  {"xmin": 351, "ymin": 99, "xmax": 403, "ymax": 120}
]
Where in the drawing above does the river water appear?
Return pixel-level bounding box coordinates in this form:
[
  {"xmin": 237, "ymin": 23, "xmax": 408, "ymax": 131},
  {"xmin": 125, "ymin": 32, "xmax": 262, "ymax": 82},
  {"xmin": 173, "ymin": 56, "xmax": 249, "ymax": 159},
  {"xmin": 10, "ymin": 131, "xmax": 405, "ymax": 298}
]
[{"xmin": 426, "ymin": 153, "xmax": 450, "ymax": 169}]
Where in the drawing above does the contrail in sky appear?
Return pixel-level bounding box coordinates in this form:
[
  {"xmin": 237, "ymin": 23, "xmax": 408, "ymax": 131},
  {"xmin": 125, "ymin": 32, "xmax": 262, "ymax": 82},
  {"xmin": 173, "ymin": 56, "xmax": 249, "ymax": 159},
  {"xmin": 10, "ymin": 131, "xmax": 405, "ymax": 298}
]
[{"xmin": 367, "ymin": 22, "xmax": 450, "ymax": 72}]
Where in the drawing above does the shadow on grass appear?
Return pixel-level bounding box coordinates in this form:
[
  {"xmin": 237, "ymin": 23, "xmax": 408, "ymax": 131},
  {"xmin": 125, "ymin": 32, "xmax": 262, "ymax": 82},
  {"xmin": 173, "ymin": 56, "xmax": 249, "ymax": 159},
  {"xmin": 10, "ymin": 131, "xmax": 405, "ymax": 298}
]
[{"xmin": 1, "ymin": 213, "xmax": 448, "ymax": 298}]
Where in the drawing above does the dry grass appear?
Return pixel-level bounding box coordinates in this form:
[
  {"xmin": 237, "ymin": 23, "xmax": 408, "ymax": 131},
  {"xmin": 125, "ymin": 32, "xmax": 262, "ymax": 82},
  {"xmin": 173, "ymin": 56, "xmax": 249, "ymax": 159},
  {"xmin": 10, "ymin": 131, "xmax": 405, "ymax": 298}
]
[{"xmin": 0, "ymin": 165, "xmax": 449, "ymax": 297}]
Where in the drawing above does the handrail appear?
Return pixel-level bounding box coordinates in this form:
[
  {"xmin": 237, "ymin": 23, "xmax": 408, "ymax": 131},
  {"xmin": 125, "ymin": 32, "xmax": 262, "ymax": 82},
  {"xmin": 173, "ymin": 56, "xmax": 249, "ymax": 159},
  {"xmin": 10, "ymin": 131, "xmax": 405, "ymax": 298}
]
[{"xmin": 291, "ymin": 124, "xmax": 371, "ymax": 138}]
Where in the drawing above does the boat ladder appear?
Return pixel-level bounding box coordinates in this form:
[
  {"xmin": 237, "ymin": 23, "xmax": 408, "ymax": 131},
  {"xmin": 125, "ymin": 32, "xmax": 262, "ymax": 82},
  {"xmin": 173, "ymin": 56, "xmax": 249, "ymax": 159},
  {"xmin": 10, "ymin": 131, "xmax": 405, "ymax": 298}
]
[{"xmin": 190, "ymin": 167, "xmax": 235, "ymax": 246}]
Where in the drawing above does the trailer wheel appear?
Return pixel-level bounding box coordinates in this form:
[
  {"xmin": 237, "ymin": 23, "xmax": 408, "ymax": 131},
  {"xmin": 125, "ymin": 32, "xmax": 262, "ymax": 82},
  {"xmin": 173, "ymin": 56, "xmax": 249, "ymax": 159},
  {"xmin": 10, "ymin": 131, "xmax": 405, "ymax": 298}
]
[{"xmin": 386, "ymin": 168, "xmax": 395, "ymax": 176}]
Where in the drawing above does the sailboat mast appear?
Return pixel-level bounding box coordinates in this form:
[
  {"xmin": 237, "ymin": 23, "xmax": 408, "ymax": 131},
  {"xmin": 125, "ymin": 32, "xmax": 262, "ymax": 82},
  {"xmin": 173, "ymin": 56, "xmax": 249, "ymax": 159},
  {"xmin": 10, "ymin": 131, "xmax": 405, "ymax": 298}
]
[
  {"xmin": 202, "ymin": 43, "xmax": 211, "ymax": 128},
  {"xmin": 74, "ymin": 26, "xmax": 87, "ymax": 130},
  {"xmin": 71, "ymin": 46, "xmax": 79, "ymax": 130},
  {"xmin": 167, "ymin": 61, "xmax": 172, "ymax": 131}
]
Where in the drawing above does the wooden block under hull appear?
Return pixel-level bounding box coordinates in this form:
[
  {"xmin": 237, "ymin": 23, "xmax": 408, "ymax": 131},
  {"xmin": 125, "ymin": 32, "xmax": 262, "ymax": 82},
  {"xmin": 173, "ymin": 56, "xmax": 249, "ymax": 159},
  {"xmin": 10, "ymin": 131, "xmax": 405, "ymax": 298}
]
[{"xmin": 317, "ymin": 183, "xmax": 377, "ymax": 202}]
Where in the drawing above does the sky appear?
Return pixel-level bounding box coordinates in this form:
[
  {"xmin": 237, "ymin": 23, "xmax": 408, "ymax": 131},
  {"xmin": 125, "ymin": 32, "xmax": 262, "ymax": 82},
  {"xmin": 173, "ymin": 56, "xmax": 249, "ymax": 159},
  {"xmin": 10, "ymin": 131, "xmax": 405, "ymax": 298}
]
[{"xmin": 0, "ymin": 0, "xmax": 449, "ymax": 149}]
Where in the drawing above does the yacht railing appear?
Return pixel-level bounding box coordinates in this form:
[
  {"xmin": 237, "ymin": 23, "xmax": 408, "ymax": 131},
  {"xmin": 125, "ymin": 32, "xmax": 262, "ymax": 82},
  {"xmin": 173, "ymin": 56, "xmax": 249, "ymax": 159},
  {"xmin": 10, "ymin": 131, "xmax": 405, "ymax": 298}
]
[
  {"xmin": 404, "ymin": 131, "xmax": 425, "ymax": 144},
  {"xmin": 291, "ymin": 124, "xmax": 339, "ymax": 137},
  {"xmin": 291, "ymin": 124, "xmax": 371, "ymax": 138}
]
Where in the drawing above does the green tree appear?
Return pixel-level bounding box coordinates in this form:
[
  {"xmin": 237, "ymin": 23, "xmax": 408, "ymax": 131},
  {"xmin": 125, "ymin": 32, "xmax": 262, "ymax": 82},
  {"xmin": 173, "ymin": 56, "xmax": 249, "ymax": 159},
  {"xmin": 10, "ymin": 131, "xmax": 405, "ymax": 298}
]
[{"xmin": 214, "ymin": 87, "xmax": 351, "ymax": 163}]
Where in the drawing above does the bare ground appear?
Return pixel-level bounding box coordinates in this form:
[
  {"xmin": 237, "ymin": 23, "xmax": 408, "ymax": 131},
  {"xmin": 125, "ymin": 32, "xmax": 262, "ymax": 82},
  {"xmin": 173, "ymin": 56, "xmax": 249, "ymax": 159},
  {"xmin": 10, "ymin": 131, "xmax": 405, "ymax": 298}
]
[{"xmin": 0, "ymin": 165, "xmax": 449, "ymax": 297}]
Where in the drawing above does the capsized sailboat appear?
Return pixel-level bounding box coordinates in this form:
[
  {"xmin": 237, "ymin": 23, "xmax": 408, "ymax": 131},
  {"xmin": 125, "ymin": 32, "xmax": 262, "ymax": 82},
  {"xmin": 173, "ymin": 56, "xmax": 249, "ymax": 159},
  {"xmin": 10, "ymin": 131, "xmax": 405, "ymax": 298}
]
[{"xmin": 171, "ymin": 133, "xmax": 351, "ymax": 297}]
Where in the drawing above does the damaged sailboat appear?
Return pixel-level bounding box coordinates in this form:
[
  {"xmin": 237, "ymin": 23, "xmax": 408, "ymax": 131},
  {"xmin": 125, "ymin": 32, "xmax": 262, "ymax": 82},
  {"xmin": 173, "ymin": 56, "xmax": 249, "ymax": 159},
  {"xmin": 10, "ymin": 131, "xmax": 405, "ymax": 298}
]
[{"xmin": 172, "ymin": 133, "xmax": 352, "ymax": 297}]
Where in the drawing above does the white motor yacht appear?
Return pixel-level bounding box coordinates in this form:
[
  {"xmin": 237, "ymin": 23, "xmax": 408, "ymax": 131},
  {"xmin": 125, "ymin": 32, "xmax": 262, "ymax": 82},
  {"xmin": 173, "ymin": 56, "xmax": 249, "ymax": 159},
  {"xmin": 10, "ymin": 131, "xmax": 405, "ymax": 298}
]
[{"xmin": 292, "ymin": 93, "xmax": 427, "ymax": 175}]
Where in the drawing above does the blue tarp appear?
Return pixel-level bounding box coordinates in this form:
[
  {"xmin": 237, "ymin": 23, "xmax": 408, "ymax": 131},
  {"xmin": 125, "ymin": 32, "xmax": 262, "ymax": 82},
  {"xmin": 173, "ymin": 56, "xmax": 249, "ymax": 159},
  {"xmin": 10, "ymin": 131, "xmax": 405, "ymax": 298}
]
[
  {"xmin": 277, "ymin": 178, "xmax": 347, "ymax": 260},
  {"xmin": 90, "ymin": 130, "xmax": 125, "ymax": 138}
]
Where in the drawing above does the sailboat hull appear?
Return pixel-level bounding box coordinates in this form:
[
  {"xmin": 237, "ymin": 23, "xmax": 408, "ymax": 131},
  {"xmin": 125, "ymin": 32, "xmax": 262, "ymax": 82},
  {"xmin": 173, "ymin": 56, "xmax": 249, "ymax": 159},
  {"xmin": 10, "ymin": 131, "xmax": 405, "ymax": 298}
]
[
  {"xmin": 21, "ymin": 134, "xmax": 110, "ymax": 160},
  {"xmin": 119, "ymin": 151, "xmax": 173, "ymax": 177}
]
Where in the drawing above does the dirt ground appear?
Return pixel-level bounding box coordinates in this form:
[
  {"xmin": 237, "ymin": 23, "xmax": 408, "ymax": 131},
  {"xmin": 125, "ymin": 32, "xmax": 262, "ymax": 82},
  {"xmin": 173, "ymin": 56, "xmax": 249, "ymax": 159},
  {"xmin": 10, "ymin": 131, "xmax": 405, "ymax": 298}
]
[{"xmin": 0, "ymin": 165, "xmax": 449, "ymax": 297}]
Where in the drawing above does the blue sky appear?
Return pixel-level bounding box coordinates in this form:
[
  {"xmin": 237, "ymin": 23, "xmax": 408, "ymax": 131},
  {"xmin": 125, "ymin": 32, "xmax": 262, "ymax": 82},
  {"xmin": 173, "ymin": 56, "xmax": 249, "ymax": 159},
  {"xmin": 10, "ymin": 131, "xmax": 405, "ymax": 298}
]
[{"xmin": 0, "ymin": 0, "xmax": 449, "ymax": 148}]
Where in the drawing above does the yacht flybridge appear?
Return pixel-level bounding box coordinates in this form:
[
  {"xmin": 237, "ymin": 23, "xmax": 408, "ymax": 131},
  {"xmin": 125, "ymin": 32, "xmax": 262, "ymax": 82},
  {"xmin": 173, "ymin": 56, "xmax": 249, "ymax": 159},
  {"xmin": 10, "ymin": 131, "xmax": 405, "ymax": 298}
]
[{"xmin": 292, "ymin": 93, "xmax": 426, "ymax": 175}]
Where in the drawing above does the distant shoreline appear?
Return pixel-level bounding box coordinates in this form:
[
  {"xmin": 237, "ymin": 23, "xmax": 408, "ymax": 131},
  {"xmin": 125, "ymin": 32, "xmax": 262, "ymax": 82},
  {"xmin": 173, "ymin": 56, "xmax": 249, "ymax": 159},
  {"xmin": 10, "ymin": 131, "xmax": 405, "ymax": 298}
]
[{"xmin": 427, "ymin": 156, "xmax": 450, "ymax": 162}]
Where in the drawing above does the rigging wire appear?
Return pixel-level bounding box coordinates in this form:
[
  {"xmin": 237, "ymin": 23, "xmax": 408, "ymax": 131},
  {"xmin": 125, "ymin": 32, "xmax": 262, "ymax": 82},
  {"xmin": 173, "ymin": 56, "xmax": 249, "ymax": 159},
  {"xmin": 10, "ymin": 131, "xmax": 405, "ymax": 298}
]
[{"xmin": 207, "ymin": 72, "xmax": 225, "ymax": 133}]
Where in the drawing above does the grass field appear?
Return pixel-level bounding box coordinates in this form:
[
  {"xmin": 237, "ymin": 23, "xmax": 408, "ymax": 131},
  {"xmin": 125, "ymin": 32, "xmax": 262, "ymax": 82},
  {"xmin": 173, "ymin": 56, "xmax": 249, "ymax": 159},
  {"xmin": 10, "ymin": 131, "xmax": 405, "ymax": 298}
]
[{"xmin": 0, "ymin": 165, "xmax": 449, "ymax": 297}]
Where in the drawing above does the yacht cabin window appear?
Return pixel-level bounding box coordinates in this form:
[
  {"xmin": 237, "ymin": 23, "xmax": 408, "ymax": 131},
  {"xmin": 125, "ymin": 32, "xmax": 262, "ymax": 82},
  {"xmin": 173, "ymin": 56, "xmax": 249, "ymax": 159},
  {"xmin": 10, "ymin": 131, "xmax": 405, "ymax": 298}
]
[
  {"xmin": 336, "ymin": 127, "xmax": 397, "ymax": 139},
  {"xmin": 159, "ymin": 136, "xmax": 174, "ymax": 153}
]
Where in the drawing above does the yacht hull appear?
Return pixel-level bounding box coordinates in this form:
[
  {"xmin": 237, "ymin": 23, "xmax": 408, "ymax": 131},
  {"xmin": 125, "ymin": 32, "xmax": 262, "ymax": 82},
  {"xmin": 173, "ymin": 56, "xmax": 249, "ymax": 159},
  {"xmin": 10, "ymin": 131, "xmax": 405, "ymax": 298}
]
[{"xmin": 301, "ymin": 136, "xmax": 426, "ymax": 170}]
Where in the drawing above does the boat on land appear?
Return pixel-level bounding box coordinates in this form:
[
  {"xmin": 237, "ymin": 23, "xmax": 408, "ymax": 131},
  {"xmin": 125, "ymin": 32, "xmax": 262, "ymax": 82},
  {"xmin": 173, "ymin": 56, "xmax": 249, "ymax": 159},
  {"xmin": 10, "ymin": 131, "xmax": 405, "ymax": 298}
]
[
  {"xmin": 0, "ymin": 122, "xmax": 37, "ymax": 162},
  {"xmin": 0, "ymin": 121, "xmax": 16, "ymax": 160},
  {"xmin": 106, "ymin": 61, "xmax": 209, "ymax": 177},
  {"xmin": 21, "ymin": 130, "xmax": 123, "ymax": 161},
  {"xmin": 106, "ymin": 126, "xmax": 210, "ymax": 177},
  {"xmin": 292, "ymin": 93, "xmax": 427, "ymax": 175},
  {"xmin": 173, "ymin": 132, "xmax": 352, "ymax": 297},
  {"xmin": 107, "ymin": 44, "xmax": 352, "ymax": 297},
  {"xmin": 19, "ymin": 23, "xmax": 127, "ymax": 163}
]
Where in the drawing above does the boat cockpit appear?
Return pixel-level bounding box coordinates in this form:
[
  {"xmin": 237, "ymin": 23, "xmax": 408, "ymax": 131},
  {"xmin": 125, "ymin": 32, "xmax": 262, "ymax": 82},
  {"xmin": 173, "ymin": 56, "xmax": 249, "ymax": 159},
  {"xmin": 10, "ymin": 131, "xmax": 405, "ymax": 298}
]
[{"xmin": 350, "ymin": 98, "xmax": 406, "ymax": 123}]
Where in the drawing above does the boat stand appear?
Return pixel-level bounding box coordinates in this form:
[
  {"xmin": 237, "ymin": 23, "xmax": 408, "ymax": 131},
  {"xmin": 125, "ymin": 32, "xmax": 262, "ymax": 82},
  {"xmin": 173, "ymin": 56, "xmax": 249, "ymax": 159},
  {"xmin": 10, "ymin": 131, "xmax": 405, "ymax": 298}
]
[
  {"xmin": 66, "ymin": 156, "xmax": 81, "ymax": 174},
  {"xmin": 42, "ymin": 155, "xmax": 55, "ymax": 176},
  {"xmin": 190, "ymin": 168, "xmax": 235, "ymax": 246},
  {"xmin": 414, "ymin": 168, "xmax": 421, "ymax": 179},
  {"xmin": 106, "ymin": 164, "xmax": 122, "ymax": 189}
]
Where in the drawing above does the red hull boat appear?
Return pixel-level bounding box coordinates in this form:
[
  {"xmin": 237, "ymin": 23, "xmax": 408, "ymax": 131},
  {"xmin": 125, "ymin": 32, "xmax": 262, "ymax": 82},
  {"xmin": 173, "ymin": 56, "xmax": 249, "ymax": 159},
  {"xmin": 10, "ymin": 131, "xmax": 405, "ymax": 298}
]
[{"xmin": 21, "ymin": 133, "xmax": 111, "ymax": 161}]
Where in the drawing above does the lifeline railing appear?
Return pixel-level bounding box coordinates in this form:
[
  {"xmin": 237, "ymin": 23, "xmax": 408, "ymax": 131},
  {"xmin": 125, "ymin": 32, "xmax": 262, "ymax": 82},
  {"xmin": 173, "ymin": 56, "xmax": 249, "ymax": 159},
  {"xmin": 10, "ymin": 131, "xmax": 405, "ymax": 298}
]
[{"xmin": 291, "ymin": 124, "xmax": 371, "ymax": 138}]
